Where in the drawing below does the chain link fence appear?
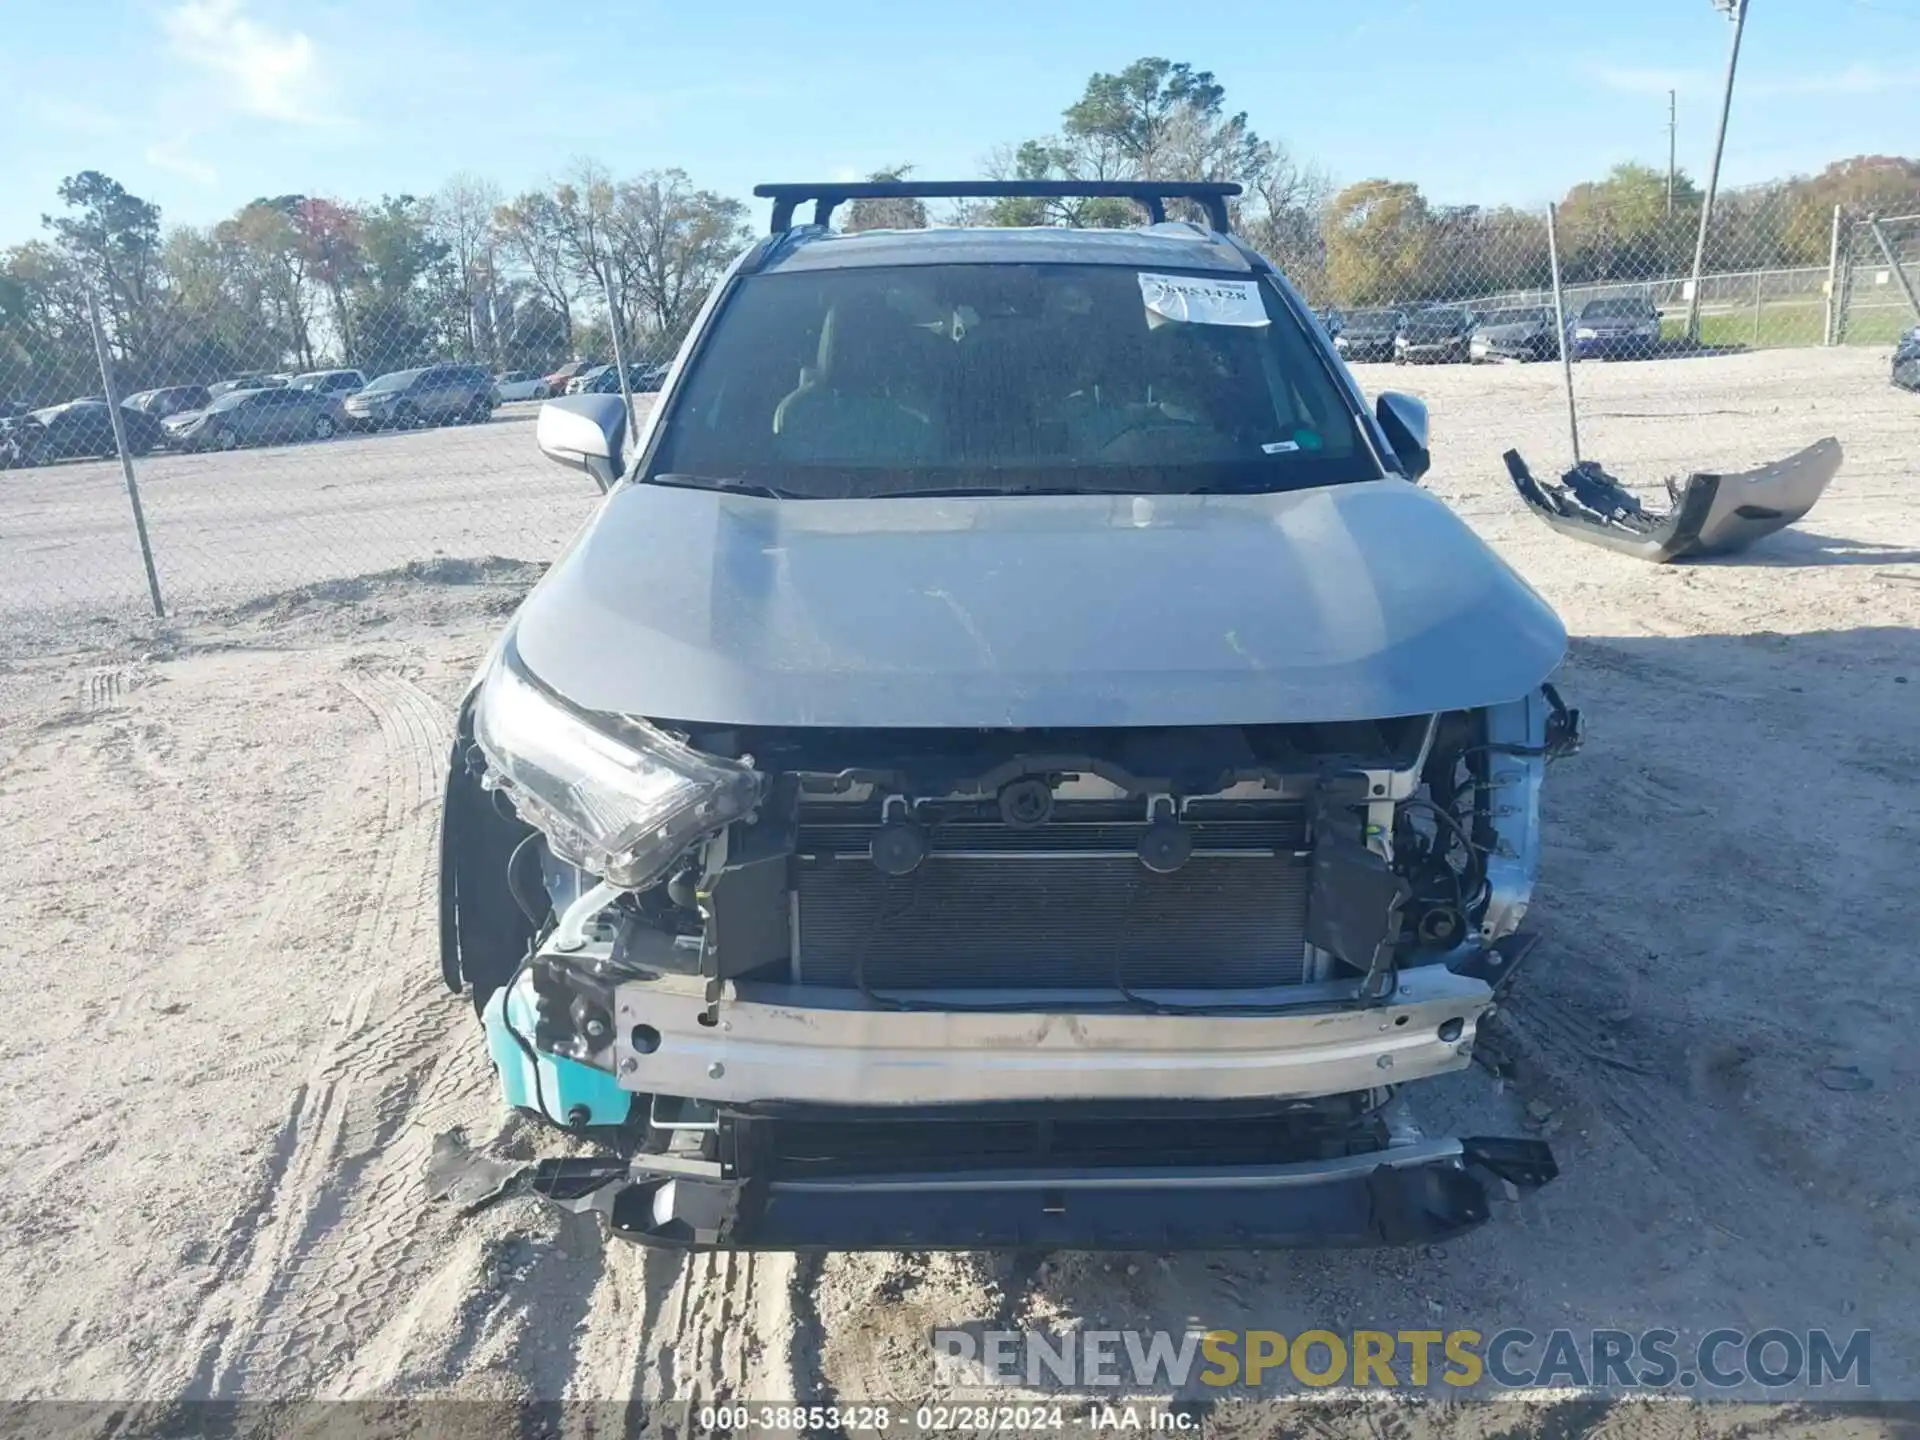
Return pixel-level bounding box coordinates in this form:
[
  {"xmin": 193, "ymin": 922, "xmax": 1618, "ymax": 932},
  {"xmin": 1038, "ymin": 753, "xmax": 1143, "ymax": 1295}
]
[{"xmin": 3, "ymin": 171, "xmax": 1916, "ymax": 637}]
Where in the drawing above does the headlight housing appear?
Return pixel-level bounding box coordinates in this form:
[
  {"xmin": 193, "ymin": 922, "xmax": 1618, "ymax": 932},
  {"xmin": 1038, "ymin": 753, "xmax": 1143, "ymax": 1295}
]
[
  {"xmin": 472, "ymin": 642, "xmax": 763, "ymax": 889},
  {"xmin": 1575, "ymin": 327, "xmax": 1597, "ymax": 339}
]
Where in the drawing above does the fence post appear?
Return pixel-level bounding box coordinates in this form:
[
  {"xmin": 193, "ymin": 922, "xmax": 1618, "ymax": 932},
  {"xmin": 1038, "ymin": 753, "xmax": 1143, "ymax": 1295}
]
[
  {"xmin": 1866, "ymin": 215, "xmax": 1920, "ymax": 328},
  {"xmin": 602, "ymin": 287, "xmax": 638, "ymax": 454},
  {"xmin": 1822, "ymin": 205, "xmax": 1843, "ymax": 346},
  {"xmin": 1546, "ymin": 203, "xmax": 1581, "ymax": 468},
  {"xmin": 1685, "ymin": 0, "xmax": 1749, "ymax": 344},
  {"xmin": 84, "ymin": 290, "xmax": 166, "ymax": 619},
  {"xmin": 1751, "ymin": 270, "xmax": 1763, "ymax": 348}
]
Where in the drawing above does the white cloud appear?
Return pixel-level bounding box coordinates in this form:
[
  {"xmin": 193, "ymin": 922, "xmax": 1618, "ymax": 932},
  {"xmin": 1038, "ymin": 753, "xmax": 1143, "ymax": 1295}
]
[
  {"xmin": 160, "ymin": 0, "xmax": 333, "ymax": 126},
  {"xmin": 145, "ymin": 140, "xmax": 219, "ymax": 186}
]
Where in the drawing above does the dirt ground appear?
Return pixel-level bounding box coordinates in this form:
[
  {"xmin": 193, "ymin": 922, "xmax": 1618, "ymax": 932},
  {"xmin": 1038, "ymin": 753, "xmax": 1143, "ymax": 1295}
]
[{"xmin": 1, "ymin": 346, "xmax": 1916, "ymax": 1429}]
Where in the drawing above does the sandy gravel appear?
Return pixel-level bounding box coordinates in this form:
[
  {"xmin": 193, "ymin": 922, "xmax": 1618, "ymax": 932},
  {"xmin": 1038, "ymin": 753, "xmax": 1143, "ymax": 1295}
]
[{"xmin": 1, "ymin": 347, "xmax": 1916, "ymax": 1429}]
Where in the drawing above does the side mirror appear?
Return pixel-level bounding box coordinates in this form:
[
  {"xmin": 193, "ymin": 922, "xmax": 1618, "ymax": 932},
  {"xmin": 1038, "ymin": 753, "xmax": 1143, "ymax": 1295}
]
[
  {"xmin": 536, "ymin": 394, "xmax": 628, "ymax": 493},
  {"xmin": 1376, "ymin": 392, "xmax": 1431, "ymax": 482}
]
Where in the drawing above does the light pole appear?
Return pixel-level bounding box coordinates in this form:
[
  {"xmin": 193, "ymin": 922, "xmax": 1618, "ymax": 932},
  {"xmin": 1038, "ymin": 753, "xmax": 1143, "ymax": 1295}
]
[{"xmin": 1684, "ymin": 0, "xmax": 1750, "ymax": 344}]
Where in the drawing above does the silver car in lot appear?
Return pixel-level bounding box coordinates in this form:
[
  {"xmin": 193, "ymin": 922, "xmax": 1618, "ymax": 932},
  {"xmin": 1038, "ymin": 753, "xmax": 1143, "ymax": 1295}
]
[
  {"xmin": 438, "ymin": 179, "xmax": 1579, "ymax": 1252},
  {"xmin": 162, "ymin": 385, "xmax": 343, "ymax": 450}
]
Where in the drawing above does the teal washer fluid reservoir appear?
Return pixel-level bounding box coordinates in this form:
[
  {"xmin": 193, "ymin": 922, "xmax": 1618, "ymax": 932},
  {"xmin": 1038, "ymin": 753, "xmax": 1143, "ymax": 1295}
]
[{"xmin": 483, "ymin": 974, "xmax": 633, "ymax": 1128}]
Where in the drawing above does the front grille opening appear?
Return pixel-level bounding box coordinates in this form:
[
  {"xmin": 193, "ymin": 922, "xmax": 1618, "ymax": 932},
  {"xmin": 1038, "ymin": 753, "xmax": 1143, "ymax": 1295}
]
[{"xmin": 754, "ymin": 1102, "xmax": 1387, "ymax": 1179}]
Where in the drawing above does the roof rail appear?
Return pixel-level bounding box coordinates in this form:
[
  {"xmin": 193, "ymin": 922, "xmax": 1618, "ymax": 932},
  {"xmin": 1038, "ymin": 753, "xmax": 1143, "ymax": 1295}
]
[{"xmin": 751, "ymin": 180, "xmax": 1242, "ymax": 236}]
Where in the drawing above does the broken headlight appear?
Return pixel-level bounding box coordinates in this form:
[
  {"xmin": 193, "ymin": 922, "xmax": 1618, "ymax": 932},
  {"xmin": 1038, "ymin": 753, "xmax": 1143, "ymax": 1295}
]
[{"xmin": 472, "ymin": 640, "xmax": 762, "ymax": 889}]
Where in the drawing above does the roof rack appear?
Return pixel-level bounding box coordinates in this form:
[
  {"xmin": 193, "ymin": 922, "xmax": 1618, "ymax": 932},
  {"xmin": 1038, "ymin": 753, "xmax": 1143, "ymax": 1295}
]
[{"xmin": 751, "ymin": 180, "xmax": 1242, "ymax": 236}]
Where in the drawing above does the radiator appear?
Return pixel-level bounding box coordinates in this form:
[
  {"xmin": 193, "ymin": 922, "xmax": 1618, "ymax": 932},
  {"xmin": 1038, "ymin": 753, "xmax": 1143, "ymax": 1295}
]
[{"xmin": 790, "ymin": 814, "xmax": 1311, "ymax": 991}]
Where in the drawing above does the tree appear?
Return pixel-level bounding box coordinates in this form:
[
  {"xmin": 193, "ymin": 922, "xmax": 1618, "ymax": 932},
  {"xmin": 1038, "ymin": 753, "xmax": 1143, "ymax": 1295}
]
[
  {"xmin": 845, "ymin": 166, "xmax": 927, "ymax": 232},
  {"xmin": 1557, "ymin": 163, "xmax": 1700, "ymax": 282},
  {"xmin": 495, "ymin": 191, "xmax": 577, "ymax": 353},
  {"xmin": 548, "ymin": 162, "xmax": 628, "ymax": 348},
  {"xmin": 219, "ymin": 200, "xmax": 319, "ymax": 370},
  {"xmin": 42, "ymin": 171, "xmax": 170, "ymax": 362},
  {"xmin": 611, "ymin": 169, "xmax": 750, "ymax": 348},
  {"xmin": 980, "ymin": 56, "xmax": 1298, "ymax": 243},
  {"xmin": 1777, "ymin": 156, "xmax": 1920, "ymax": 266},
  {"xmin": 1239, "ymin": 150, "xmax": 1335, "ymax": 300},
  {"xmin": 433, "ymin": 173, "xmax": 504, "ymax": 362},
  {"xmin": 1063, "ymin": 59, "xmax": 1228, "ymax": 165},
  {"xmin": 353, "ymin": 195, "xmax": 447, "ymax": 372},
  {"xmin": 292, "ymin": 198, "xmax": 366, "ymax": 365},
  {"xmin": 1322, "ymin": 180, "xmax": 1433, "ymax": 304}
]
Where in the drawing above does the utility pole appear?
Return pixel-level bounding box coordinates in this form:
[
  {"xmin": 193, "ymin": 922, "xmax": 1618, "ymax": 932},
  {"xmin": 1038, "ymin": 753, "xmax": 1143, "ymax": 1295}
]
[
  {"xmin": 1666, "ymin": 89, "xmax": 1677, "ymax": 217},
  {"xmin": 1685, "ymin": 0, "xmax": 1750, "ymax": 344}
]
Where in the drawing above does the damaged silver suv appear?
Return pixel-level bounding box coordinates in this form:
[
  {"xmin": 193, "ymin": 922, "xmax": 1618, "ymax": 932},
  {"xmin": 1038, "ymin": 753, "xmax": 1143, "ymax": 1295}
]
[{"xmin": 439, "ymin": 180, "xmax": 1581, "ymax": 1251}]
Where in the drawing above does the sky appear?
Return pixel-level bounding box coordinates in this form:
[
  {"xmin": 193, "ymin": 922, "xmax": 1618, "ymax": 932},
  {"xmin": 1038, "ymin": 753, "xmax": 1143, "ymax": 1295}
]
[{"xmin": 3, "ymin": 0, "xmax": 1919, "ymax": 245}]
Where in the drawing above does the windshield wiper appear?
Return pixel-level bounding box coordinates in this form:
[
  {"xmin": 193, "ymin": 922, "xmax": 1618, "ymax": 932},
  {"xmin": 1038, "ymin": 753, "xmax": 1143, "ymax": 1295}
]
[{"xmin": 649, "ymin": 473, "xmax": 805, "ymax": 500}]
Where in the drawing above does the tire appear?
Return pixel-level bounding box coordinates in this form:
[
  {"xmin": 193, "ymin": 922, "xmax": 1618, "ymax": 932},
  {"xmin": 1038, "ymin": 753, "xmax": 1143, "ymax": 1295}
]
[
  {"xmin": 312, "ymin": 414, "xmax": 336, "ymax": 441},
  {"xmin": 393, "ymin": 403, "xmax": 420, "ymax": 430},
  {"xmin": 216, "ymin": 427, "xmax": 238, "ymax": 451},
  {"xmin": 466, "ymin": 397, "xmax": 491, "ymax": 425}
]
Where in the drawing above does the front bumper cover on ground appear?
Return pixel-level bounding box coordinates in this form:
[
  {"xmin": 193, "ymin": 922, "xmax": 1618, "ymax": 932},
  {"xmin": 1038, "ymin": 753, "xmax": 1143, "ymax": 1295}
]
[
  {"xmin": 1504, "ymin": 437, "xmax": 1842, "ymax": 563},
  {"xmin": 507, "ymin": 1133, "xmax": 1557, "ymax": 1252}
]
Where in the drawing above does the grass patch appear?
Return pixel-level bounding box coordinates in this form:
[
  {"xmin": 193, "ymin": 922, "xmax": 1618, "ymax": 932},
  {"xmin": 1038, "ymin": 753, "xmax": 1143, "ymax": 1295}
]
[{"xmin": 1660, "ymin": 303, "xmax": 1913, "ymax": 350}]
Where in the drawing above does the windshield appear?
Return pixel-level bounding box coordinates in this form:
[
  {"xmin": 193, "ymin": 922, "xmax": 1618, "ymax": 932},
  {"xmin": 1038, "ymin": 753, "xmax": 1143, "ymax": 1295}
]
[
  {"xmin": 650, "ymin": 263, "xmax": 1374, "ymax": 497},
  {"xmin": 362, "ymin": 370, "xmax": 422, "ymax": 393},
  {"xmin": 1347, "ymin": 310, "xmax": 1400, "ymax": 329},
  {"xmin": 1583, "ymin": 297, "xmax": 1649, "ymax": 318},
  {"xmin": 209, "ymin": 391, "xmax": 250, "ymax": 412},
  {"xmin": 1411, "ymin": 308, "xmax": 1469, "ymax": 328},
  {"xmin": 1484, "ymin": 308, "xmax": 1551, "ymax": 327}
]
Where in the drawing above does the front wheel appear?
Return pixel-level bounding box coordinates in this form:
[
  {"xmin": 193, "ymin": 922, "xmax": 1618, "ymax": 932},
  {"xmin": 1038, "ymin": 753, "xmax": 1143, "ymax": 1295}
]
[
  {"xmin": 215, "ymin": 426, "xmax": 239, "ymax": 451},
  {"xmin": 466, "ymin": 398, "xmax": 491, "ymax": 425},
  {"xmin": 393, "ymin": 404, "xmax": 420, "ymax": 430},
  {"xmin": 312, "ymin": 414, "xmax": 336, "ymax": 440}
]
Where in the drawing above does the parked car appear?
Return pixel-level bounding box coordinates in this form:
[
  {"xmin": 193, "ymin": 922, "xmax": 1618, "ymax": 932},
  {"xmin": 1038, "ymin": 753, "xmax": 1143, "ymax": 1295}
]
[
  {"xmin": 1894, "ymin": 326, "xmax": 1920, "ymax": 391},
  {"xmin": 209, "ymin": 373, "xmax": 288, "ymax": 398},
  {"xmin": 493, "ymin": 371, "xmax": 553, "ymax": 402},
  {"xmin": 1, "ymin": 400, "xmax": 164, "ymax": 465},
  {"xmin": 1395, "ymin": 306, "xmax": 1479, "ymax": 364},
  {"xmin": 162, "ymin": 385, "xmax": 344, "ymax": 450},
  {"xmin": 542, "ymin": 358, "xmax": 603, "ymax": 394},
  {"xmin": 439, "ymin": 177, "xmax": 1576, "ymax": 1254},
  {"xmin": 342, "ymin": 364, "xmax": 497, "ymax": 430},
  {"xmin": 1469, "ymin": 306, "xmax": 1564, "ymax": 363},
  {"xmin": 290, "ymin": 368, "xmax": 368, "ymax": 396},
  {"xmin": 1572, "ymin": 295, "xmax": 1662, "ymax": 360},
  {"xmin": 564, "ymin": 364, "xmax": 610, "ymax": 395},
  {"xmin": 1330, "ymin": 308, "xmax": 1403, "ymax": 363},
  {"xmin": 578, "ymin": 362, "xmax": 669, "ymax": 395},
  {"xmin": 124, "ymin": 385, "xmax": 214, "ymax": 421}
]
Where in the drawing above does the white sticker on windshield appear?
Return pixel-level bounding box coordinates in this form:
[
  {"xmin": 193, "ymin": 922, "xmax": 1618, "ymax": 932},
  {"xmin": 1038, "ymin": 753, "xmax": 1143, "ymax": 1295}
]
[
  {"xmin": 1138, "ymin": 272, "xmax": 1270, "ymax": 328},
  {"xmin": 1261, "ymin": 440, "xmax": 1300, "ymax": 454}
]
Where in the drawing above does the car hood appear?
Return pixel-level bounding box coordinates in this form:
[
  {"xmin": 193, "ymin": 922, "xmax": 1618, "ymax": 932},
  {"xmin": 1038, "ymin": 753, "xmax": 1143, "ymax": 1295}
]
[
  {"xmin": 510, "ymin": 480, "xmax": 1567, "ymax": 729},
  {"xmin": 1402, "ymin": 323, "xmax": 1468, "ymax": 341},
  {"xmin": 165, "ymin": 408, "xmax": 210, "ymax": 427}
]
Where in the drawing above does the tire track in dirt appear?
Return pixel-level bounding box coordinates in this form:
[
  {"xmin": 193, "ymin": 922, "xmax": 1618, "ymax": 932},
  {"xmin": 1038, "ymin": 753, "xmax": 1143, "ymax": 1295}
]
[{"xmin": 165, "ymin": 667, "xmax": 481, "ymax": 1398}]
